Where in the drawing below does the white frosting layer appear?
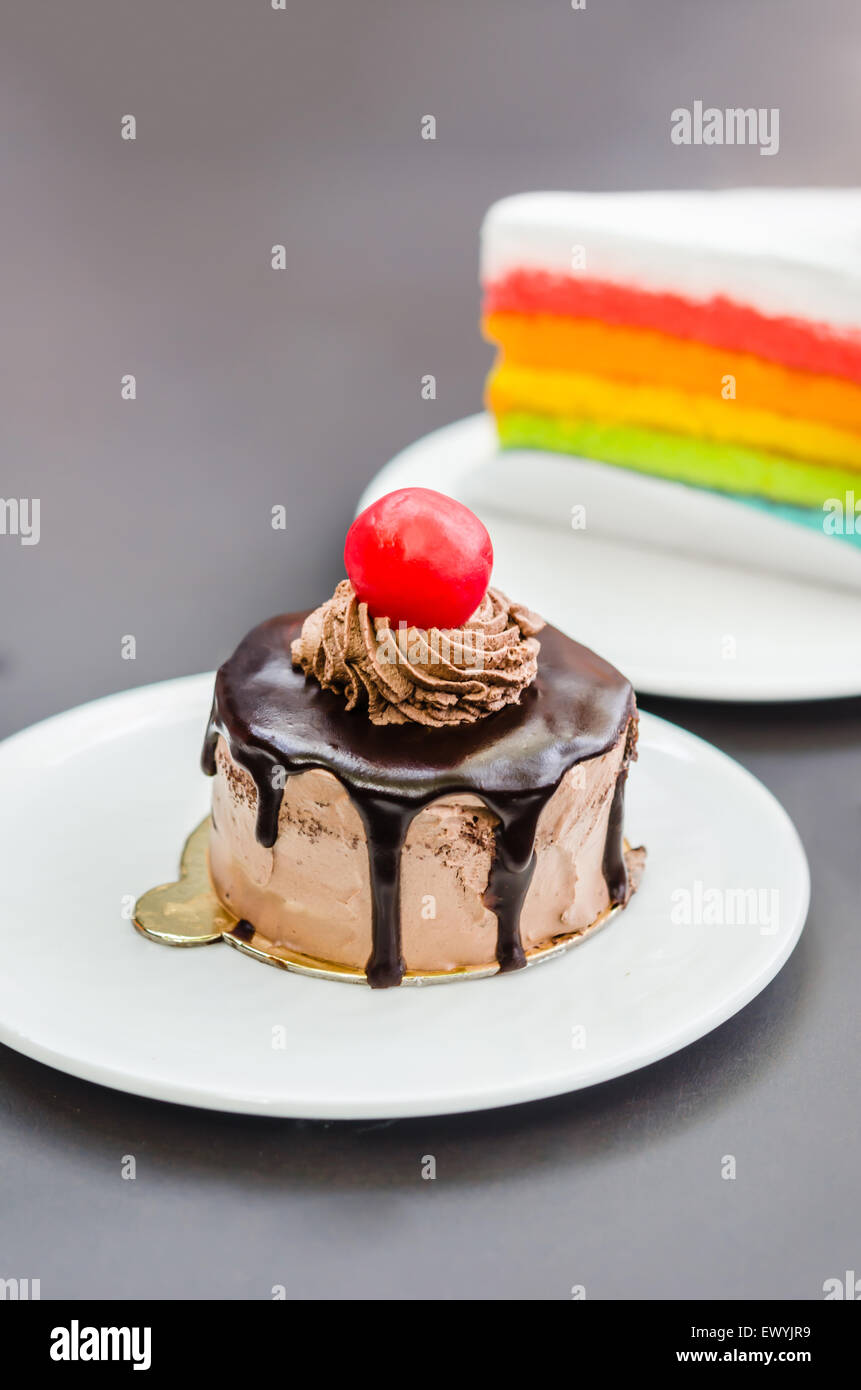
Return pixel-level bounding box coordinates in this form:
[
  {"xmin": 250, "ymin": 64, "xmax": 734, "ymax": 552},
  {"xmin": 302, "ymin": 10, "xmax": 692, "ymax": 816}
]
[{"xmin": 480, "ymin": 189, "xmax": 861, "ymax": 329}]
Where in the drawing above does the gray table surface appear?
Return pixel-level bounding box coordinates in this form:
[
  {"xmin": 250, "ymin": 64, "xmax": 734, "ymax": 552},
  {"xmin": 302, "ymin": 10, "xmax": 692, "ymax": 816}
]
[{"xmin": 1, "ymin": 0, "xmax": 859, "ymax": 1300}]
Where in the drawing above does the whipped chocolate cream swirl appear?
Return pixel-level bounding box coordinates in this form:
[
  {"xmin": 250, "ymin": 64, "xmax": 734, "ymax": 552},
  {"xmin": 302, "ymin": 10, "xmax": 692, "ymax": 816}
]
[{"xmin": 291, "ymin": 579, "xmax": 545, "ymax": 726}]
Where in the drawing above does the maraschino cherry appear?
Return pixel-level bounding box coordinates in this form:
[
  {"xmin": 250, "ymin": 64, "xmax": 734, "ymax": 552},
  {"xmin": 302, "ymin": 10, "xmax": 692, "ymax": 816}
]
[{"xmin": 344, "ymin": 487, "xmax": 493, "ymax": 630}]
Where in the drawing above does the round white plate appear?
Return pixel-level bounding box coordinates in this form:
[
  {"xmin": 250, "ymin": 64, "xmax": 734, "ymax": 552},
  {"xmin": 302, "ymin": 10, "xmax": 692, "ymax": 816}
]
[
  {"xmin": 359, "ymin": 414, "xmax": 861, "ymax": 702},
  {"xmin": 0, "ymin": 676, "xmax": 808, "ymax": 1118}
]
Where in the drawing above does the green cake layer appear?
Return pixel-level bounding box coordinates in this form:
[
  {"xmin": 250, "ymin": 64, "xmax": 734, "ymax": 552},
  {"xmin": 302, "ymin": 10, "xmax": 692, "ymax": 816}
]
[{"xmin": 498, "ymin": 411, "xmax": 861, "ymax": 518}]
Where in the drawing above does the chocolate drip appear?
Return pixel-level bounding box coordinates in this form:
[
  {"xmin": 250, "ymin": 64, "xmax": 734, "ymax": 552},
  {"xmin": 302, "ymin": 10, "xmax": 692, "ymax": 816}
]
[
  {"xmin": 602, "ymin": 770, "xmax": 630, "ymax": 906},
  {"xmin": 481, "ymin": 793, "xmax": 546, "ymax": 972},
  {"xmin": 351, "ymin": 796, "xmax": 413, "ymax": 988},
  {"xmin": 202, "ymin": 612, "xmax": 636, "ymax": 987},
  {"xmin": 203, "ymin": 704, "xmax": 285, "ymax": 847}
]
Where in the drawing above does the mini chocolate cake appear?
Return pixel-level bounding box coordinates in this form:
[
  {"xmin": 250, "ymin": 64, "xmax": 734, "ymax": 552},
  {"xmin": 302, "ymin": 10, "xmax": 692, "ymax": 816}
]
[{"xmin": 201, "ymin": 487, "xmax": 645, "ymax": 987}]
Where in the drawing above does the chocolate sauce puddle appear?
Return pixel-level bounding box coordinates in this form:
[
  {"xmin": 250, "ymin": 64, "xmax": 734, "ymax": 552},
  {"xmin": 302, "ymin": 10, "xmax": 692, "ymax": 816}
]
[{"xmin": 203, "ymin": 612, "xmax": 636, "ymax": 987}]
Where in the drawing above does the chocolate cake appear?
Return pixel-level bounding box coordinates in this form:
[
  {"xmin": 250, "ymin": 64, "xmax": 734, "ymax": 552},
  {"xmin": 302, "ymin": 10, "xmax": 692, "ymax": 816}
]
[{"xmin": 201, "ymin": 488, "xmax": 645, "ymax": 987}]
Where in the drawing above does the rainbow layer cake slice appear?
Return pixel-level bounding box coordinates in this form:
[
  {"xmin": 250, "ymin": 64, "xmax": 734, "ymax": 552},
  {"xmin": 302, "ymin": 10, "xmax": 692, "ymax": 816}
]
[{"xmin": 481, "ymin": 189, "xmax": 861, "ymax": 549}]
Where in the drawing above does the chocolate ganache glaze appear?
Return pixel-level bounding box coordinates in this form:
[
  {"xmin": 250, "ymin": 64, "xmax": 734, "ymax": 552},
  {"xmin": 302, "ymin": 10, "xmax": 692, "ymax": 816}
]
[{"xmin": 202, "ymin": 611, "xmax": 637, "ymax": 987}]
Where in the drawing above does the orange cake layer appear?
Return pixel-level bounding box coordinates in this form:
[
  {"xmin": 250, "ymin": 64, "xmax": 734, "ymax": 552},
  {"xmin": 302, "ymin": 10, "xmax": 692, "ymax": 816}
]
[{"xmin": 483, "ymin": 313, "xmax": 861, "ymax": 433}]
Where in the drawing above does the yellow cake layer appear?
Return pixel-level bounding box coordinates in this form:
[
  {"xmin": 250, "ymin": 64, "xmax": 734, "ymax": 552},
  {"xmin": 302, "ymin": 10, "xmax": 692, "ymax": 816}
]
[
  {"xmin": 487, "ymin": 363, "xmax": 861, "ymax": 470},
  {"xmin": 483, "ymin": 312, "xmax": 861, "ymax": 432}
]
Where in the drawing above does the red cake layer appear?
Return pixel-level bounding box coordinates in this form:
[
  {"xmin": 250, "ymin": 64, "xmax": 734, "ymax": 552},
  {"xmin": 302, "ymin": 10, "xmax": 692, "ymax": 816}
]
[{"xmin": 483, "ymin": 270, "xmax": 861, "ymax": 386}]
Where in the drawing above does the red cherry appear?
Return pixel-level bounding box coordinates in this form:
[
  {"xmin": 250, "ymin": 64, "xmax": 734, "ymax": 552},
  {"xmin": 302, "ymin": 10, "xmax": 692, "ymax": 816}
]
[{"xmin": 344, "ymin": 488, "xmax": 493, "ymax": 629}]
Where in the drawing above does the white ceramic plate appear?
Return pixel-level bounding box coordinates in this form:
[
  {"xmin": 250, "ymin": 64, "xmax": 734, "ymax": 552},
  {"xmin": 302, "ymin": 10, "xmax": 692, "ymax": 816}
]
[
  {"xmin": 0, "ymin": 676, "xmax": 808, "ymax": 1118},
  {"xmin": 359, "ymin": 414, "xmax": 861, "ymax": 702}
]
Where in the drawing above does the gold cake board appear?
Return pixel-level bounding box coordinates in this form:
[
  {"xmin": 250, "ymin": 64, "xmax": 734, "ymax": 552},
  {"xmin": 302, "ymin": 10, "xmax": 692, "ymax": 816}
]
[{"xmin": 133, "ymin": 817, "xmax": 624, "ymax": 986}]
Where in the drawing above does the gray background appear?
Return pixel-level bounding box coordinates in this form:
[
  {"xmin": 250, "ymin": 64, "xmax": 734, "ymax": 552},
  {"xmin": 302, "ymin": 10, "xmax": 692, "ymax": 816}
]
[{"xmin": 1, "ymin": 0, "xmax": 859, "ymax": 1299}]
